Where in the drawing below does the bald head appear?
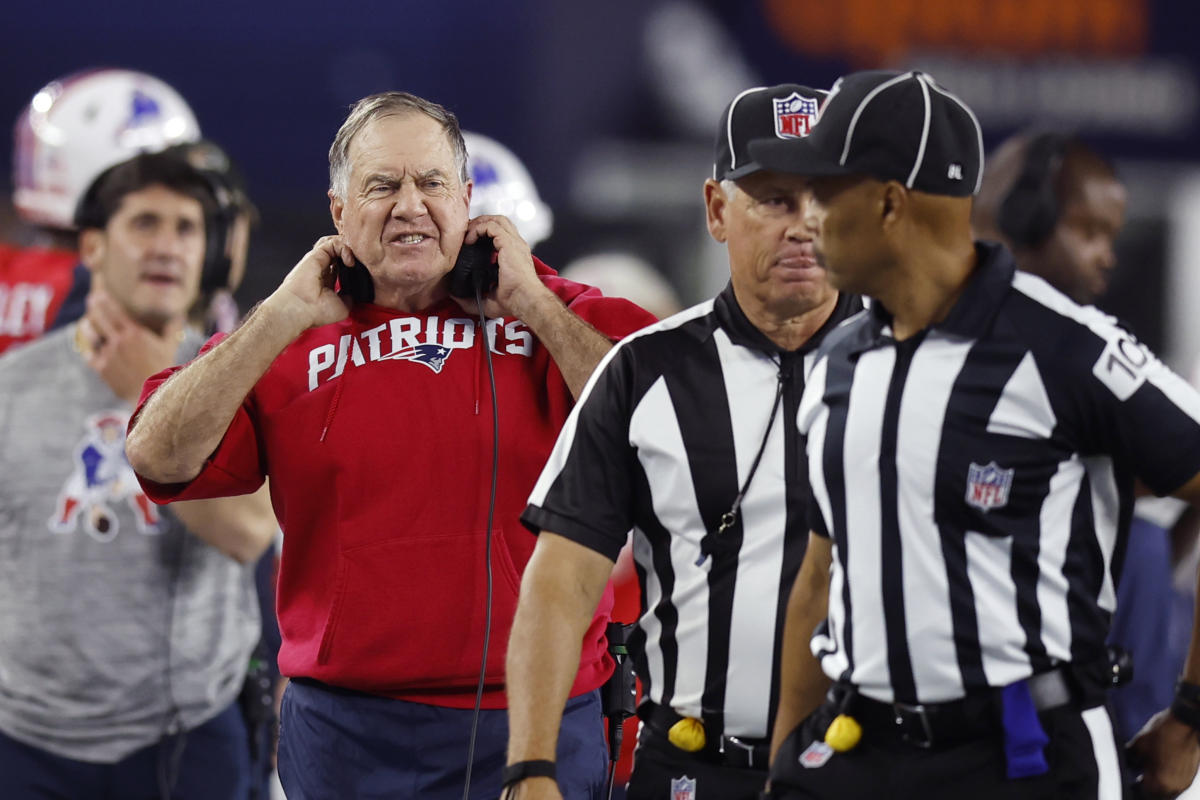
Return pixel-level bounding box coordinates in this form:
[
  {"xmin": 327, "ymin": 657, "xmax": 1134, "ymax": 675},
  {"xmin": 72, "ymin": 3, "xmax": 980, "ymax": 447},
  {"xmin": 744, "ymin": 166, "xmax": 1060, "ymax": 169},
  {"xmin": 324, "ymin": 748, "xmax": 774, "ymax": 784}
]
[{"xmin": 974, "ymin": 132, "xmax": 1126, "ymax": 303}]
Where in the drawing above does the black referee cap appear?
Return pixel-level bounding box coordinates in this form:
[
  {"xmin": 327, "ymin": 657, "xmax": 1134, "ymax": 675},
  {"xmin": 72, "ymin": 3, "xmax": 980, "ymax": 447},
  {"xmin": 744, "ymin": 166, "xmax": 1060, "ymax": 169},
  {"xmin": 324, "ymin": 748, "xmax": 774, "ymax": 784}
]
[
  {"xmin": 714, "ymin": 84, "xmax": 827, "ymax": 181},
  {"xmin": 748, "ymin": 70, "xmax": 985, "ymax": 197}
]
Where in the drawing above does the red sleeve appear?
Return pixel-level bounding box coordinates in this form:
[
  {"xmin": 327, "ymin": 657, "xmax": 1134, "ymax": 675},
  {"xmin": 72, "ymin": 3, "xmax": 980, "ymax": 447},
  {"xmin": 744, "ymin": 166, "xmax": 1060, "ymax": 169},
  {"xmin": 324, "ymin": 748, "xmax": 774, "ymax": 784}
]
[
  {"xmin": 130, "ymin": 333, "xmax": 266, "ymax": 504},
  {"xmin": 533, "ymin": 257, "xmax": 659, "ymax": 340}
]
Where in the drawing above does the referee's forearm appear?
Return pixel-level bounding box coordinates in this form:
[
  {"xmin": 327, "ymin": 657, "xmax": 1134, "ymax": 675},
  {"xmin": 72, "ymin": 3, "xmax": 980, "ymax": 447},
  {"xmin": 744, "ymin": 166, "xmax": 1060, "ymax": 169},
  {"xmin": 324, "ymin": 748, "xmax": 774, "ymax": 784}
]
[
  {"xmin": 505, "ymin": 533, "xmax": 613, "ymax": 764},
  {"xmin": 770, "ymin": 533, "xmax": 833, "ymax": 761}
]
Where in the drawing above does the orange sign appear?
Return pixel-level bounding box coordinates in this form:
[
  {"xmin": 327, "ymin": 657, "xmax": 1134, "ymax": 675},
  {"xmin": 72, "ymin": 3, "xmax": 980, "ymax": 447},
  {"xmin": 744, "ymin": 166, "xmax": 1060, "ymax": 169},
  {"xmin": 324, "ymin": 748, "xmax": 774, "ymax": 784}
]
[{"xmin": 763, "ymin": 0, "xmax": 1148, "ymax": 65}]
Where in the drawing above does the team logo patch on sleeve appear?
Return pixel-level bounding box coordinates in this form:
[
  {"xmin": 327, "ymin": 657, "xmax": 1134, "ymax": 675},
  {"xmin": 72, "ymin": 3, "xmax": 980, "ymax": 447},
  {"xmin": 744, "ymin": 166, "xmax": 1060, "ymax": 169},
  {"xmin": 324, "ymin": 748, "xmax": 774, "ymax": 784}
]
[
  {"xmin": 965, "ymin": 461, "xmax": 1014, "ymax": 511},
  {"xmin": 774, "ymin": 93, "xmax": 819, "ymax": 138}
]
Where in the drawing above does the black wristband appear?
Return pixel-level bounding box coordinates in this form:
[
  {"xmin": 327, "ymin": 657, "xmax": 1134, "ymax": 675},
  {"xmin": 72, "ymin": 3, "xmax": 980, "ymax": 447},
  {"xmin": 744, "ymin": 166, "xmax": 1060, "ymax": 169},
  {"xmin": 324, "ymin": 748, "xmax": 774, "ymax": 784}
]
[
  {"xmin": 1172, "ymin": 680, "xmax": 1200, "ymax": 732},
  {"xmin": 502, "ymin": 759, "xmax": 557, "ymax": 787},
  {"xmin": 1176, "ymin": 679, "xmax": 1200, "ymax": 706}
]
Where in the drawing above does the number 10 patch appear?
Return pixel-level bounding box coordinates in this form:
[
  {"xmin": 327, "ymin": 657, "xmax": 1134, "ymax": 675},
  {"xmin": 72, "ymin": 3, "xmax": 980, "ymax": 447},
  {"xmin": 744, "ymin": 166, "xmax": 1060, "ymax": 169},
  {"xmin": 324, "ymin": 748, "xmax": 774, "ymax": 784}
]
[{"xmin": 1092, "ymin": 331, "xmax": 1151, "ymax": 401}]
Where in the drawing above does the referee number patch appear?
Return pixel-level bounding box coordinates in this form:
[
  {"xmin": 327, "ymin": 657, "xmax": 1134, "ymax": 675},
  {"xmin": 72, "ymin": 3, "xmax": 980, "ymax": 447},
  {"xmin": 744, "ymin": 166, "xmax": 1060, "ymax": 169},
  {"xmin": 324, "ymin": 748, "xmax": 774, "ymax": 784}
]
[{"xmin": 1092, "ymin": 331, "xmax": 1150, "ymax": 401}]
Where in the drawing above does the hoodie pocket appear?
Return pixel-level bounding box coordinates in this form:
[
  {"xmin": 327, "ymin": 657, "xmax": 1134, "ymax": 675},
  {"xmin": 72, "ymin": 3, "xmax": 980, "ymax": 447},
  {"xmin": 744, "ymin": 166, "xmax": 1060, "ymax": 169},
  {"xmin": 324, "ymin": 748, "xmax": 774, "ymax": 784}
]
[{"xmin": 315, "ymin": 528, "xmax": 524, "ymax": 692}]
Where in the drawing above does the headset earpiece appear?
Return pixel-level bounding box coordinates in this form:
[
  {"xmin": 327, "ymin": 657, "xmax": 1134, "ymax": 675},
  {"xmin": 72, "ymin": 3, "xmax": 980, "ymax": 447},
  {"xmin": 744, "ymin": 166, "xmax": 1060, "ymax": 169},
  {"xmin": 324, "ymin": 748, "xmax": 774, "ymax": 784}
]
[
  {"xmin": 997, "ymin": 132, "xmax": 1070, "ymax": 250},
  {"xmin": 198, "ymin": 169, "xmax": 238, "ymax": 294}
]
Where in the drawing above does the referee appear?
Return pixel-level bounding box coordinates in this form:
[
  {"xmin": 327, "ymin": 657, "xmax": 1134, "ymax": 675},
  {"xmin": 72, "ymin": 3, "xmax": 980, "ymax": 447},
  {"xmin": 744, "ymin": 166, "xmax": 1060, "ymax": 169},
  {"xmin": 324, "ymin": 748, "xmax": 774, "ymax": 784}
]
[
  {"xmin": 502, "ymin": 84, "xmax": 862, "ymax": 800},
  {"xmin": 764, "ymin": 70, "xmax": 1200, "ymax": 799}
]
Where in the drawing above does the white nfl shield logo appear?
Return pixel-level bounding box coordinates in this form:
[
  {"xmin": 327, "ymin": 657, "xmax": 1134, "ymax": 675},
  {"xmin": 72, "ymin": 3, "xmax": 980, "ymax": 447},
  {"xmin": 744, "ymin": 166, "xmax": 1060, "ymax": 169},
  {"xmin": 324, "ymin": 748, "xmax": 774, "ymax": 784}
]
[
  {"xmin": 670, "ymin": 775, "xmax": 697, "ymax": 800},
  {"xmin": 965, "ymin": 461, "xmax": 1014, "ymax": 511},
  {"xmin": 773, "ymin": 92, "xmax": 819, "ymax": 138}
]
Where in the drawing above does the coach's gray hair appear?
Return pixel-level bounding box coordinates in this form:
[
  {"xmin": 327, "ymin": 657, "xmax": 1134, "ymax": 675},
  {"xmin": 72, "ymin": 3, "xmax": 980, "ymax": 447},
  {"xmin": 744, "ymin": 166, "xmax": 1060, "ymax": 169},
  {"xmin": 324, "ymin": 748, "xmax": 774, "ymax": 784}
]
[{"xmin": 328, "ymin": 91, "xmax": 469, "ymax": 200}]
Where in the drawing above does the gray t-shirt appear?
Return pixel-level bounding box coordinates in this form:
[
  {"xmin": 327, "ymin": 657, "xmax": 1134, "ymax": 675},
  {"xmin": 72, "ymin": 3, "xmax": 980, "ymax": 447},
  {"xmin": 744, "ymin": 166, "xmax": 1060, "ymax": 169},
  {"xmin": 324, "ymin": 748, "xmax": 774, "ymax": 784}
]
[{"xmin": 0, "ymin": 327, "xmax": 260, "ymax": 762}]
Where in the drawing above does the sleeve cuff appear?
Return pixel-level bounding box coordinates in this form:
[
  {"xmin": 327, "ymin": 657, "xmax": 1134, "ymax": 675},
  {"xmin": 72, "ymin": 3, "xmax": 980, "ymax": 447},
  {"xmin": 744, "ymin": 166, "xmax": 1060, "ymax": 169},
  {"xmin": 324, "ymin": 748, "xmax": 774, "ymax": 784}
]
[{"xmin": 521, "ymin": 505, "xmax": 625, "ymax": 563}]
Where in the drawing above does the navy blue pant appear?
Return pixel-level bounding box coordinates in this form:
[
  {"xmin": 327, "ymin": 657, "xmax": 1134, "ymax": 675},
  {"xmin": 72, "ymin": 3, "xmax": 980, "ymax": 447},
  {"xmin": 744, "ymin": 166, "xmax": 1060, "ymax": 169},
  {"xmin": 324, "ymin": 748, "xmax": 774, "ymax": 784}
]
[
  {"xmin": 0, "ymin": 701, "xmax": 251, "ymax": 799},
  {"xmin": 278, "ymin": 680, "xmax": 609, "ymax": 799}
]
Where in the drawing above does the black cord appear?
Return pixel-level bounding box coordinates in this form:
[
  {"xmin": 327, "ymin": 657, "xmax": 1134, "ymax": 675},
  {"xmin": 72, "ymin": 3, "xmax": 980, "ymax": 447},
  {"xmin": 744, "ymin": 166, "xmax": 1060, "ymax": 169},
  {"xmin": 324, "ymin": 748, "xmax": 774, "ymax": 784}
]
[{"xmin": 462, "ymin": 283, "xmax": 500, "ymax": 800}]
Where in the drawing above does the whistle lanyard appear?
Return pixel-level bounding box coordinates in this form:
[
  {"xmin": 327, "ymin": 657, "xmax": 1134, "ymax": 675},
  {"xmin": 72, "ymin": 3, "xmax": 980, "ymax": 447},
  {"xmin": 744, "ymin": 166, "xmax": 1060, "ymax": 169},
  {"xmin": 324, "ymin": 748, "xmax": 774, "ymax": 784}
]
[{"xmin": 696, "ymin": 359, "xmax": 785, "ymax": 566}]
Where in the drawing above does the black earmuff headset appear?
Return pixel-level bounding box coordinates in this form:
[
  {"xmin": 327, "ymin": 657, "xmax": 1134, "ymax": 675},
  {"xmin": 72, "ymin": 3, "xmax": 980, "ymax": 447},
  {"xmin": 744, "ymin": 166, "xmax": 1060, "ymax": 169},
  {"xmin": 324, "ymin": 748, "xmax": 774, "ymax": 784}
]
[{"xmin": 996, "ymin": 131, "xmax": 1071, "ymax": 249}]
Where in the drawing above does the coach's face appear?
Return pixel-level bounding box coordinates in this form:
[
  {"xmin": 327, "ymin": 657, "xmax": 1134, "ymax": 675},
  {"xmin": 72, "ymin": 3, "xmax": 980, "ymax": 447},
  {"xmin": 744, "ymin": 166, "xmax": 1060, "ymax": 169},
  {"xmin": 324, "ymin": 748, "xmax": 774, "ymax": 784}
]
[
  {"xmin": 330, "ymin": 112, "xmax": 471, "ymax": 305},
  {"xmin": 705, "ymin": 171, "xmax": 835, "ymax": 319}
]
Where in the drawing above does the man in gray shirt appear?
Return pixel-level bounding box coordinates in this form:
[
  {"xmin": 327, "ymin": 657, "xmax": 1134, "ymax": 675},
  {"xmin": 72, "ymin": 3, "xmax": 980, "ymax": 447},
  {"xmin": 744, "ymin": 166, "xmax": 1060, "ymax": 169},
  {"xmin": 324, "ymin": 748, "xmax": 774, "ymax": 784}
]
[{"xmin": 0, "ymin": 149, "xmax": 276, "ymax": 798}]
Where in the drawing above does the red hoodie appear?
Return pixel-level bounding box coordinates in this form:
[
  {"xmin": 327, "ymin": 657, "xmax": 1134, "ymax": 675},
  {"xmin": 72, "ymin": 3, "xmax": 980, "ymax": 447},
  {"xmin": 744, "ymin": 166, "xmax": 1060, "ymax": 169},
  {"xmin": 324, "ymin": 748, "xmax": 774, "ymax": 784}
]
[{"xmin": 136, "ymin": 262, "xmax": 656, "ymax": 707}]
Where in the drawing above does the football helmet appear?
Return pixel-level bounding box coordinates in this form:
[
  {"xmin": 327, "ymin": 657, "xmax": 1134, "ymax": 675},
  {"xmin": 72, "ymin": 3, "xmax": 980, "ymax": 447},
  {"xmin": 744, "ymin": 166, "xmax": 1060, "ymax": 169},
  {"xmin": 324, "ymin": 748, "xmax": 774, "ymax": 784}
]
[
  {"xmin": 464, "ymin": 131, "xmax": 553, "ymax": 248},
  {"xmin": 13, "ymin": 68, "xmax": 201, "ymax": 229}
]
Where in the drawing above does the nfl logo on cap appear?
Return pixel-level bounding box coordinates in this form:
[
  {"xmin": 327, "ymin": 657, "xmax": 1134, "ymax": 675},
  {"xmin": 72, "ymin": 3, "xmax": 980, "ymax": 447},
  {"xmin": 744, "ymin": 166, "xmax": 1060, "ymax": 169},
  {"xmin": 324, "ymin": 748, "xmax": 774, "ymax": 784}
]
[{"xmin": 774, "ymin": 93, "xmax": 819, "ymax": 138}]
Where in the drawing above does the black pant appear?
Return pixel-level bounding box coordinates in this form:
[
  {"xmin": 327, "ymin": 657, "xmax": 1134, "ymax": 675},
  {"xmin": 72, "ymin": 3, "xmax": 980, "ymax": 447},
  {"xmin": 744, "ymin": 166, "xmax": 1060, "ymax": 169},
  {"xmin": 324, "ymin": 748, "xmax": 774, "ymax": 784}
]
[
  {"xmin": 767, "ymin": 701, "xmax": 1128, "ymax": 800},
  {"xmin": 626, "ymin": 725, "xmax": 768, "ymax": 800}
]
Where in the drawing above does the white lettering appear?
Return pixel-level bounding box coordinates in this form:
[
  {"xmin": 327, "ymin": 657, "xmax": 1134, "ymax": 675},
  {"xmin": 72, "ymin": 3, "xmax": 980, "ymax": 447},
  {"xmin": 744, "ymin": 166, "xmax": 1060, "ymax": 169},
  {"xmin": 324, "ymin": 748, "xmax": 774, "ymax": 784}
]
[
  {"xmin": 0, "ymin": 283, "xmax": 55, "ymax": 336},
  {"xmin": 485, "ymin": 318, "xmax": 503, "ymax": 353},
  {"xmin": 360, "ymin": 323, "xmax": 388, "ymax": 361},
  {"xmin": 386, "ymin": 318, "xmax": 421, "ymax": 353},
  {"xmin": 332, "ymin": 334, "xmax": 353, "ymax": 379},
  {"xmin": 424, "ymin": 316, "xmax": 439, "ymax": 343},
  {"xmin": 504, "ymin": 320, "xmax": 533, "ymax": 356},
  {"xmin": 308, "ymin": 344, "xmax": 336, "ymax": 390},
  {"xmin": 444, "ymin": 318, "xmax": 475, "ymax": 349}
]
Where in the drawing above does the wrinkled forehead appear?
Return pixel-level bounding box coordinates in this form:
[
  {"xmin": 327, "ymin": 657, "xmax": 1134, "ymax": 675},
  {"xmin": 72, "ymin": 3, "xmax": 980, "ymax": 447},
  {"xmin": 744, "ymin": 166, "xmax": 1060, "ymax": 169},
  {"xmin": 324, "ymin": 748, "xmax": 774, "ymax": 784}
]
[{"xmin": 348, "ymin": 112, "xmax": 460, "ymax": 181}]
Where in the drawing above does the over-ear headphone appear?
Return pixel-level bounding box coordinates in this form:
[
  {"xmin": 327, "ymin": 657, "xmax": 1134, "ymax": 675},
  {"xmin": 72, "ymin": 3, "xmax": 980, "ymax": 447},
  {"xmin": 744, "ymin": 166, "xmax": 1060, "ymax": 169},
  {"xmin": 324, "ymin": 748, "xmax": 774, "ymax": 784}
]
[
  {"xmin": 195, "ymin": 166, "xmax": 238, "ymax": 294},
  {"xmin": 173, "ymin": 140, "xmax": 251, "ymax": 295},
  {"xmin": 997, "ymin": 131, "xmax": 1070, "ymax": 249}
]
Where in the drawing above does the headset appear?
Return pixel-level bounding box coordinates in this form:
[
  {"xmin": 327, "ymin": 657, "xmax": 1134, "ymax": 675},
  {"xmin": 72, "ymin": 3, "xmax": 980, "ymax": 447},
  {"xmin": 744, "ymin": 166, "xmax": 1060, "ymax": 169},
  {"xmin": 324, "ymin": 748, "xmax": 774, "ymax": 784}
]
[{"xmin": 996, "ymin": 131, "xmax": 1071, "ymax": 249}]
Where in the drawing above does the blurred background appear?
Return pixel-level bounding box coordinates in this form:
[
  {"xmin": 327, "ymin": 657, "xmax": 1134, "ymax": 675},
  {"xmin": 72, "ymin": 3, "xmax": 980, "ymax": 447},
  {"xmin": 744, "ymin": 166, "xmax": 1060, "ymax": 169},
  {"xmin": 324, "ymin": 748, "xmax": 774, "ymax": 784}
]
[{"xmin": 2, "ymin": 0, "xmax": 1198, "ymax": 356}]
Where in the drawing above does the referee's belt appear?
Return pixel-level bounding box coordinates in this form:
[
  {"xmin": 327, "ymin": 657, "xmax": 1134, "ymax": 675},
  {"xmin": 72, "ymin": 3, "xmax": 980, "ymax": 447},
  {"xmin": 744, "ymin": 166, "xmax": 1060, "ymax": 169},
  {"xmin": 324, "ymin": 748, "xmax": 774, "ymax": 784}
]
[
  {"xmin": 641, "ymin": 703, "xmax": 770, "ymax": 770},
  {"xmin": 844, "ymin": 666, "xmax": 1081, "ymax": 750}
]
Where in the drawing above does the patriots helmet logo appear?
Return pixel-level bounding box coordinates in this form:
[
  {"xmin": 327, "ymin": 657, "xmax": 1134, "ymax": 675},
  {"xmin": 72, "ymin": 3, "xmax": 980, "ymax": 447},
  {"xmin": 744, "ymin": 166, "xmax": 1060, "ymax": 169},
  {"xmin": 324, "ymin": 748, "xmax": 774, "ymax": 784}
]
[
  {"xmin": 381, "ymin": 343, "xmax": 453, "ymax": 373},
  {"xmin": 774, "ymin": 92, "xmax": 819, "ymax": 139}
]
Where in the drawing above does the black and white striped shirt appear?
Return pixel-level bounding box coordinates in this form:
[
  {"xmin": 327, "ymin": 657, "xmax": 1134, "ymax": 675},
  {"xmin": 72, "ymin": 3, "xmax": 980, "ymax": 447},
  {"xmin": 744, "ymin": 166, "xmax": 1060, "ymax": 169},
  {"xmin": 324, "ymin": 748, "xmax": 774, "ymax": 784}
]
[
  {"xmin": 524, "ymin": 284, "xmax": 862, "ymax": 739},
  {"xmin": 800, "ymin": 242, "xmax": 1200, "ymax": 705}
]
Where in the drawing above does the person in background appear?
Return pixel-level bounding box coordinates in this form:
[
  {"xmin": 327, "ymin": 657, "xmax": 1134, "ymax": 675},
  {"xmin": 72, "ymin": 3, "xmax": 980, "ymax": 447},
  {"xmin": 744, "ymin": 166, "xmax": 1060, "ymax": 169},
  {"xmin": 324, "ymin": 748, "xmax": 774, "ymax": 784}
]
[
  {"xmin": 0, "ymin": 148, "xmax": 277, "ymax": 799},
  {"xmin": 973, "ymin": 130, "xmax": 1180, "ymax": 747}
]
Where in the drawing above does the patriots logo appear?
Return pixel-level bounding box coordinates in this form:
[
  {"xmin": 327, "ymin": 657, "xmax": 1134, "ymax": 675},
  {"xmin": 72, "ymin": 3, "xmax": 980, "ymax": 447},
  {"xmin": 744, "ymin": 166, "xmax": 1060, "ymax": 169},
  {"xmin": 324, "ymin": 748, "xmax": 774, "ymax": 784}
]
[
  {"xmin": 381, "ymin": 343, "xmax": 452, "ymax": 373},
  {"xmin": 774, "ymin": 92, "xmax": 819, "ymax": 138}
]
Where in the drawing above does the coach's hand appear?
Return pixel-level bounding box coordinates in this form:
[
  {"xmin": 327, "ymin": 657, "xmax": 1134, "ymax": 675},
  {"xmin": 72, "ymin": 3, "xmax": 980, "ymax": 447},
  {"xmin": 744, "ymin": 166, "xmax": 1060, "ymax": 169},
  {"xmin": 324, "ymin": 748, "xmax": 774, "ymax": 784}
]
[
  {"xmin": 1128, "ymin": 709, "xmax": 1200, "ymax": 798},
  {"xmin": 264, "ymin": 235, "xmax": 353, "ymax": 339},
  {"xmin": 452, "ymin": 214, "xmax": 545, "ymax": 322}
]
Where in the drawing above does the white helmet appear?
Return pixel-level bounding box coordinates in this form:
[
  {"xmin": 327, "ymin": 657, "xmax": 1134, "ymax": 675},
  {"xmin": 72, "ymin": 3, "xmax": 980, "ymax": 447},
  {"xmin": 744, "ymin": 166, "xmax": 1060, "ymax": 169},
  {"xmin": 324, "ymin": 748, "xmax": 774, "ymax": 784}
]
[
  {"xmin": 464, "ymin": 131, "xmax": 553, "ymax": 248},
  {"xmin": 13, "ymin": 68, "xmax": 202, "ymax": 229}
]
